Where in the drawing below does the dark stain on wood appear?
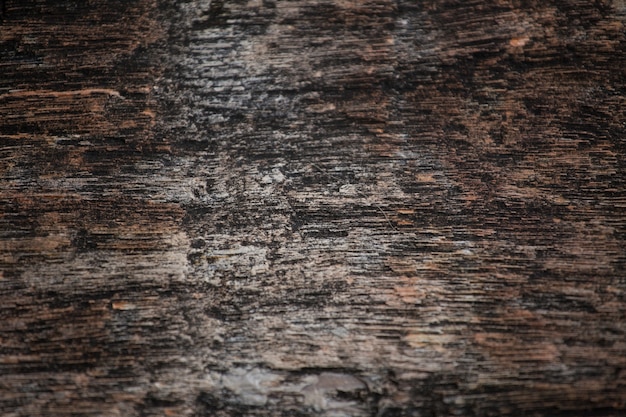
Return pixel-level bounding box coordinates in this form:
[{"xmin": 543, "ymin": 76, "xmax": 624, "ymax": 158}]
[{"xmin": 1, "ymin": 0, "xmax": 626, "ymax": 416}]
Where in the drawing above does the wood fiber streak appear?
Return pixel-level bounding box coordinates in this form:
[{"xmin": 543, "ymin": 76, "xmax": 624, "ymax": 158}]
[{"xmin": 1, "ymin": 0, "xmax": 626, "ymax": 416}]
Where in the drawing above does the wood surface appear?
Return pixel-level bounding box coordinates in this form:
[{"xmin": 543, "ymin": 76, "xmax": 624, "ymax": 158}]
[{"xmin": 1, "ymin": 0, "xmax": 625, "ymax": 416}]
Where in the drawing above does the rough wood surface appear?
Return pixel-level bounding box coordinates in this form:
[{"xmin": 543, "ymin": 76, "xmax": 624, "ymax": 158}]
[{"xmin": 1, "ymin": 1, "xmax": 625, "ymax": 416}]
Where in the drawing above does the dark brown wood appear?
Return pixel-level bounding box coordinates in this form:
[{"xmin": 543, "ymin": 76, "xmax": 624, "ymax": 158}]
[{"xmin": 1, "ymin": 1, "xmax": 625, "ymax": 416}]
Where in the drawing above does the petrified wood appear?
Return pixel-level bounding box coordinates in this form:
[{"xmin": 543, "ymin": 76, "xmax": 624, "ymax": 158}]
[{"xmin": 1, "ymin": 1, "xmax": 625, "ymax": 416}]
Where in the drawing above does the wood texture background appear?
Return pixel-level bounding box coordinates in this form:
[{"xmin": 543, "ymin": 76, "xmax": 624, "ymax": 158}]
[{"xmin": 1, "ymin": 0, "xmax": 625, "ymax": 416}]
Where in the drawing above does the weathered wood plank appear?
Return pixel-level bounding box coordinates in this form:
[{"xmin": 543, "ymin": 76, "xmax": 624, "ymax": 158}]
[{"xmin": 1, "ymin": 1, "xmax": 625, "ymax": 416}]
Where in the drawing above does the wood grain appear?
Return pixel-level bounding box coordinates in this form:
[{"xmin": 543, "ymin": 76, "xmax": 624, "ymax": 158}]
[{"xmin": 1, "ymin": 1, "xmax": 625, "ymax": 416}]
